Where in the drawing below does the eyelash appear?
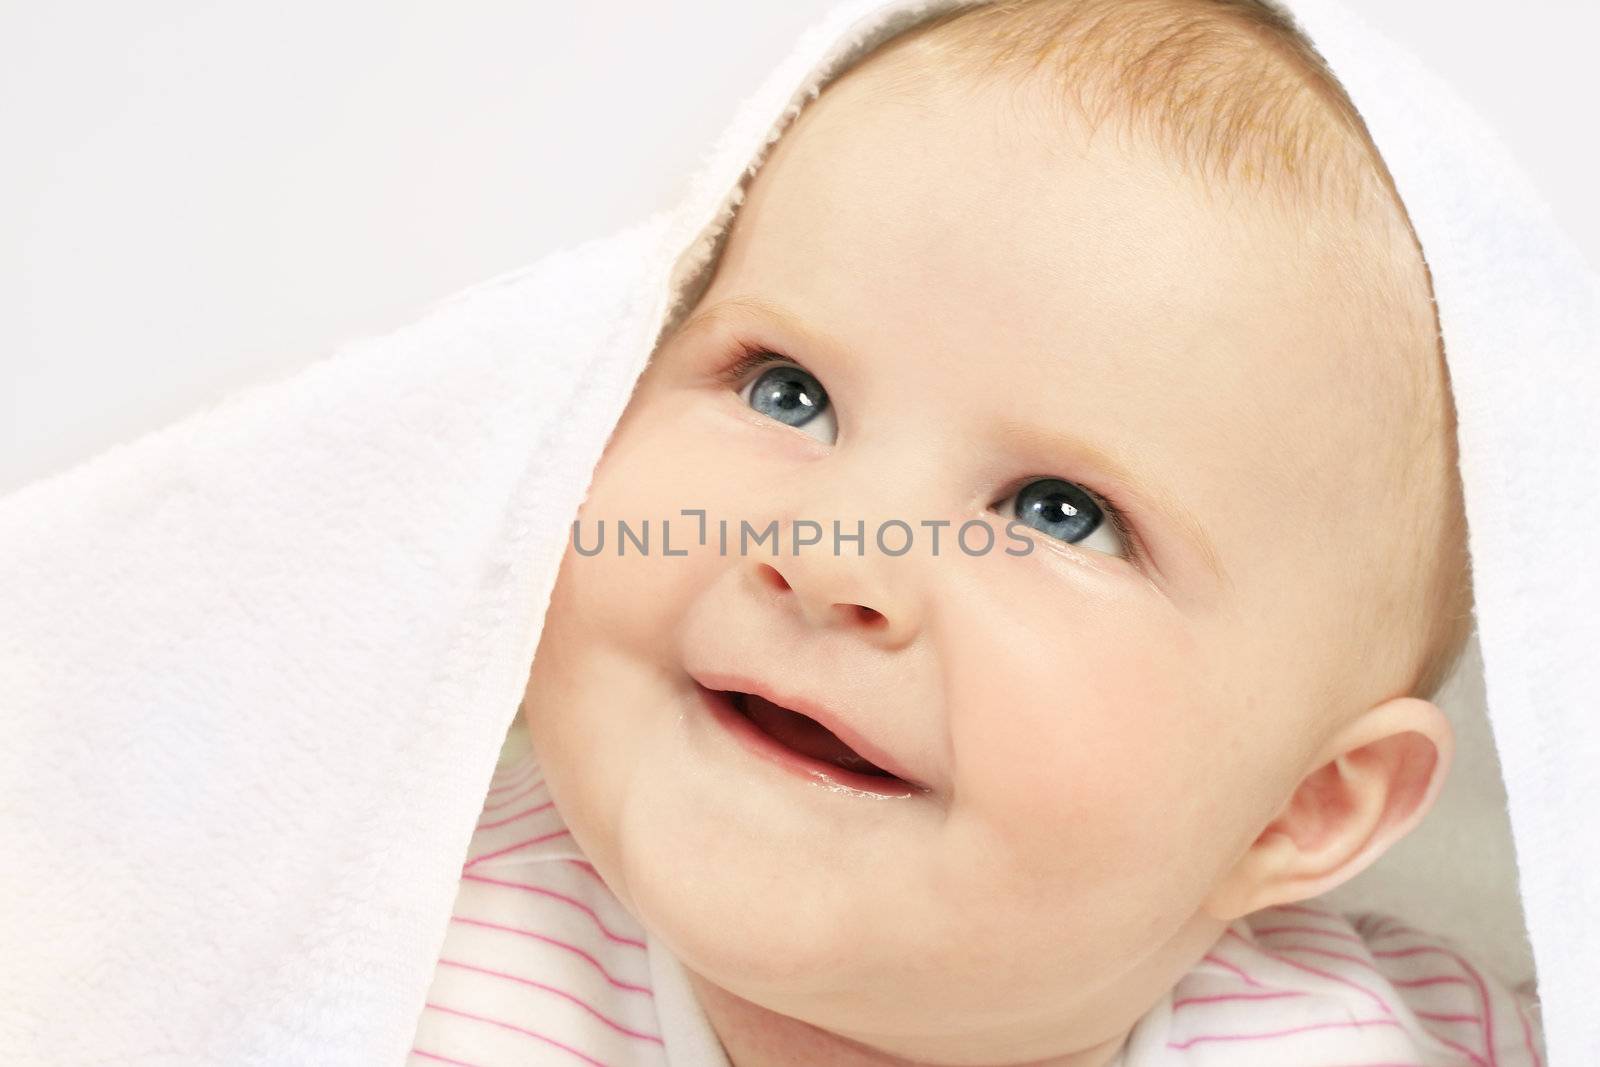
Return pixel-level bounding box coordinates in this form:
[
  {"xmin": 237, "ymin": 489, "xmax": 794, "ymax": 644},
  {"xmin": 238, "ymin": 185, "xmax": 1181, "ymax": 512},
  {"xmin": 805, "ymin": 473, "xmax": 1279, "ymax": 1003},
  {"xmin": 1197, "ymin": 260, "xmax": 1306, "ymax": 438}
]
[
  {"xmin": 709, "ymin": 337, "xmax": 1148, "ymax": 568},
  {"xmin": 711, "ymin": 337, "xmax": 785, "ymax": 387}
]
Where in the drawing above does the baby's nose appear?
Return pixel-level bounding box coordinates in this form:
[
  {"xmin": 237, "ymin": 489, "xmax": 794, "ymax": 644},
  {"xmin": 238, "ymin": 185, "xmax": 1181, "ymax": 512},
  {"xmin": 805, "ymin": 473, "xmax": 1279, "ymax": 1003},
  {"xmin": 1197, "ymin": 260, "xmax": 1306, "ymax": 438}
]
[{"xmin": 750, "ymin": 549, "xmax": 918, "ymax": 650}]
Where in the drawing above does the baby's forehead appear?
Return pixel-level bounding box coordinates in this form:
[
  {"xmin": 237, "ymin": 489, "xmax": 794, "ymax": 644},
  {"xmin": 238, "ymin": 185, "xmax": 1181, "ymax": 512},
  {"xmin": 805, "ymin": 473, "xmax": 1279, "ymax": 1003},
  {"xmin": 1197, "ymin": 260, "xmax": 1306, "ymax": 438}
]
[{"xmin": 743, "ymin": 59, "xmax": 1419, "ymax": 409}]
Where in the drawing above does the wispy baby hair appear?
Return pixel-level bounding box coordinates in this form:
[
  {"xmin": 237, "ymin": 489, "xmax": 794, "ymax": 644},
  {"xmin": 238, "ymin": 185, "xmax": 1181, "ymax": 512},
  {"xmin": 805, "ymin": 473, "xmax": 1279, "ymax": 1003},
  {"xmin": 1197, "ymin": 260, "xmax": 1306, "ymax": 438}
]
[{"xmin": 870, "ymin": 0, "xmax": 1393, "ymax": 217}]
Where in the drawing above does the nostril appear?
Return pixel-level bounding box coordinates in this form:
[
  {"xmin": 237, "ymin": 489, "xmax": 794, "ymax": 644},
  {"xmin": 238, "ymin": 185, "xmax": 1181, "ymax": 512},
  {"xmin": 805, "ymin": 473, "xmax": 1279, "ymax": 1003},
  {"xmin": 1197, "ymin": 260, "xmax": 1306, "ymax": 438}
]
[
  {"xmin": 756, "ymin": 563, "xmax": 791, "ymax": 592},
  {"xmin": 753, "ymin": 563, "xmax": 888, "ymax": 632}
]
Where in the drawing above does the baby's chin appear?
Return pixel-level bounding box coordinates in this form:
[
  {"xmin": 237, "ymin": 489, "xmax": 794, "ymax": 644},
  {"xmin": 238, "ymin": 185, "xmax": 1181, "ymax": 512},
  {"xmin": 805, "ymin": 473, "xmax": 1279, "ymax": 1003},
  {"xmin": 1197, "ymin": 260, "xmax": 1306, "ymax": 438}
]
[
  {"xmin": 604, "ymin": 748, "xmax": 923, "ymax": 964},
  {"xmin": 600, "ymin": 767, "xmax": 1089, "ymax": 1044},
  {"xmin": 580, "ymin": 737, "xmax": 981, "ymax": 1022}
]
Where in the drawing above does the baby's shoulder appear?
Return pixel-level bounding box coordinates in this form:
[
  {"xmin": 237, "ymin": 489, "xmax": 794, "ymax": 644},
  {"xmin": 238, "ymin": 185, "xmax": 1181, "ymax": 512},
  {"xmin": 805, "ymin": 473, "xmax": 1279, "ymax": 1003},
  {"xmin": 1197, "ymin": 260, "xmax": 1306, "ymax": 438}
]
[
  {"xmin": 1341, "ymin": 908, "xmax": 1545, "ymax": 1066},
  {"xmin": 1157, "ymin": 903, "xmax": 1541, "ymax": 1065},
  {"xmin": 1210, "ymin": 903, "xmax": 1545, "ymax": 1067},
  {"xmin": 463, "ymin": 721, "xmax": 578, "ymax": 871},
  {"xmin": 407, "ymin": 724, "xmax": 668, "ymax": 1065}
]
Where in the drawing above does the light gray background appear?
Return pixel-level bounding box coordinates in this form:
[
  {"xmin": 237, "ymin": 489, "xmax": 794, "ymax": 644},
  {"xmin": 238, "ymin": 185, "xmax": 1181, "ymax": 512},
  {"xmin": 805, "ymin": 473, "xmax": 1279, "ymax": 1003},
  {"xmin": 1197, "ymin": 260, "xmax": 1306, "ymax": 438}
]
[
  {"xmin": 2, "ymin": 1, "xmax": 1595, "ymax": 493},
  {"xmin": 0, "ymin": 0, "xmax": 1571, "ymax": 995}
]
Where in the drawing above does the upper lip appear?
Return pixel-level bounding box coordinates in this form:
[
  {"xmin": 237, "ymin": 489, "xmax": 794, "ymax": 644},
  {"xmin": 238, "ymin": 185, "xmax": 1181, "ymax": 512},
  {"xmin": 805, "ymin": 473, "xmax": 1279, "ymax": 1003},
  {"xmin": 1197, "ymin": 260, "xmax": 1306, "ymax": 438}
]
[{"xmin": 689, "ymin": 668, "xmax": 929, "ymax": 792}]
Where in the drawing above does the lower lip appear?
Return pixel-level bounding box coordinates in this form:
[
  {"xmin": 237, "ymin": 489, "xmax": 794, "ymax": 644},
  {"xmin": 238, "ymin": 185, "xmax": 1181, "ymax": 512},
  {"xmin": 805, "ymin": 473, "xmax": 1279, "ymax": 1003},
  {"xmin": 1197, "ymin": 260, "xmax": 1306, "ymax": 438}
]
[{"xmin": 694, "ymin": 683, "xmax": 926, "ymax": 799}]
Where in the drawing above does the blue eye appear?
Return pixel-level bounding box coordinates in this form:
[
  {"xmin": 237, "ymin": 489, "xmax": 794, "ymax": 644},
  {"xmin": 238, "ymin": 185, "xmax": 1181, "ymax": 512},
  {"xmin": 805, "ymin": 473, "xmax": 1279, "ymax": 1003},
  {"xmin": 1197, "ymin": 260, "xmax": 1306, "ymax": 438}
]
[
  {"xmin": 742, "ymin": 363, "xmax": 837, "ymax": 444},
  {"xmin": 1009, "ymin": 477, "xmax": 1127, "ymax": 557}
]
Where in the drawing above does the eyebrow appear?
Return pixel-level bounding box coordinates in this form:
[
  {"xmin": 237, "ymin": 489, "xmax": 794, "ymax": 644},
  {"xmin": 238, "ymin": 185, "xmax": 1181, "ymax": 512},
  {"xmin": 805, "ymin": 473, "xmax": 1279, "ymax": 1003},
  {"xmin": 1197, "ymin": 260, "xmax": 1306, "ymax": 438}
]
[
  {"xmin": 989, "ymin": 418, "xmax": 1230, "ymax": 591},
  {"xmin": 680, "ymin": 295, "xmax": 1231, "ymax": 591}
]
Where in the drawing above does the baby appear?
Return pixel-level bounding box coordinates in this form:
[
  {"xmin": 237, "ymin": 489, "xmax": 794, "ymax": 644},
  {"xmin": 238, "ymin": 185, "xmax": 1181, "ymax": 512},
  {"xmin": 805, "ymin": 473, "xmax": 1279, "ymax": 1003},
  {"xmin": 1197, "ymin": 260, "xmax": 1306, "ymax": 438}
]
[{"xmin": 414, "ymin": 1, "xmax": 1525, "ymax": 1064}]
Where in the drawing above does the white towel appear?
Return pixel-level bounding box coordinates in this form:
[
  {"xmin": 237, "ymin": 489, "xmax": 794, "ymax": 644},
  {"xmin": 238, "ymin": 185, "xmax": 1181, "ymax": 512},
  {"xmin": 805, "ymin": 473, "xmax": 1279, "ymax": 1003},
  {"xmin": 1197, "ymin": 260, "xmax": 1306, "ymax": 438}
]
[{"xmin": 1, "ymin": 0, "xmax": 1593, "ymax": 1064}]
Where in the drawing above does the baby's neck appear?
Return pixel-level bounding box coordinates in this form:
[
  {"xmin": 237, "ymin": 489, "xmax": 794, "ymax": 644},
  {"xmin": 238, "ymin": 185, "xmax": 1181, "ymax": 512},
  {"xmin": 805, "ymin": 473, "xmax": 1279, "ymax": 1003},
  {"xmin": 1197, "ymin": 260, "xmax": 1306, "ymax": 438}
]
[{"xmin": 684, "ymin": 968, "xmax": 1130, "ymax": 1067}]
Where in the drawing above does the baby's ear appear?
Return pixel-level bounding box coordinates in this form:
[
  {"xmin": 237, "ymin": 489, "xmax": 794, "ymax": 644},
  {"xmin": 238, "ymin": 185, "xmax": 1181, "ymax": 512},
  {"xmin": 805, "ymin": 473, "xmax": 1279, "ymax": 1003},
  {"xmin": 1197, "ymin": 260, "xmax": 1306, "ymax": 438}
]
[{"xmin": 1201, "ymin": 696, "xmax": 1454, "ymax": 923}]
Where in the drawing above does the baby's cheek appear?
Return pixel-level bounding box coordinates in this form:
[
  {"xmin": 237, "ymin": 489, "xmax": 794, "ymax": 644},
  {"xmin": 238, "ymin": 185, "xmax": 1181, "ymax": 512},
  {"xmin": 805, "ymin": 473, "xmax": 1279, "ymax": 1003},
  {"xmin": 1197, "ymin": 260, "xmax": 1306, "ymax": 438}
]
[
  {"xmin": 950, "ymin": 620, "xmax": 1223, "ymax": 892},
  {"xmin": 561, "ymin": 417, "xmax": 721, "ymax": 647}
]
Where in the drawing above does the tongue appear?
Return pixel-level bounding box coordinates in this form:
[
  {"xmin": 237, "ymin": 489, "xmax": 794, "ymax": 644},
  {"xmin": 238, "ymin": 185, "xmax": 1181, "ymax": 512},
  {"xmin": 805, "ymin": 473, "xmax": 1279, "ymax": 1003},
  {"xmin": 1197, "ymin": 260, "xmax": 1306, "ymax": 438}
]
[{"xmin": 741, "ymin": 694, "xmax": 895, "ymax": 778}]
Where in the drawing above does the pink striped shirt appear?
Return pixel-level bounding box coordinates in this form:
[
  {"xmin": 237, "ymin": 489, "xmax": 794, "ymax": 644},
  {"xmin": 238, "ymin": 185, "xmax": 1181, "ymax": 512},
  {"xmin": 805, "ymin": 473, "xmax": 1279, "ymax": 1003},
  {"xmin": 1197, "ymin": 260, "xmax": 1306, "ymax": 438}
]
[{"xmin": 408, "ymin": 725, "xmax": 1545, "ymax": 1066}]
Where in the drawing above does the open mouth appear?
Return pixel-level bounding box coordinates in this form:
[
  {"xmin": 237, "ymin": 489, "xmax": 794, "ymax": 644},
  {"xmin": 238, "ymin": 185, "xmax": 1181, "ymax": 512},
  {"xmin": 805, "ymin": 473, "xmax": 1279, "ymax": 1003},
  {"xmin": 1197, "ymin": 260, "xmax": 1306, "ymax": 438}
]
[
  {"xmin": 695, "ymin": 683, "xmax": 922, "ymax": 796},
  {"xmin": 728, "ymin": 690, "xmax": 900, "ymax": 780}
]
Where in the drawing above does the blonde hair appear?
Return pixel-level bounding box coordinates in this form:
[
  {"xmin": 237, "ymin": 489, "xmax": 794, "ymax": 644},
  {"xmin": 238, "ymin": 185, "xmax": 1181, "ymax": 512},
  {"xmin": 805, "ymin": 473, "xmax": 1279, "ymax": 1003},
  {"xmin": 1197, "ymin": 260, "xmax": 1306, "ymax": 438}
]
[{"xmin": 863, "ymin": 0, "xmax": 1476, "ymax": 703}]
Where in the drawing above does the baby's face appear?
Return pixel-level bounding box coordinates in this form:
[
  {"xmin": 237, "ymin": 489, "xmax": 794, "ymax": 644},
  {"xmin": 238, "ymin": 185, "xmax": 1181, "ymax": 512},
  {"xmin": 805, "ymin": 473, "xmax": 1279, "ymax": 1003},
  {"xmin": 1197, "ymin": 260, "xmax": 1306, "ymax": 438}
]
[{"xmin": 523, "ymin": 64, "xmax": 1428, "ymax": 1060}]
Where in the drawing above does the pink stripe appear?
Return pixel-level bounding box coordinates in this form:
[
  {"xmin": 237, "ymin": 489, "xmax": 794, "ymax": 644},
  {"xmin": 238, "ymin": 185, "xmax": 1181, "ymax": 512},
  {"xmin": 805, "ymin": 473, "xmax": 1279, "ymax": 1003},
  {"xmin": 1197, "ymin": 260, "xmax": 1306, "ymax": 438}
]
[
  {"xmin": 486, "ymin": 764, "xmax": 531, "ymax": 790},
  {"xmin": 1200, "ymin": 952, "xmax": 1264, "ymax": 987},
  {"xmin": 1369, "ymin": 921, "xmax": 1529, "ymax": 1062},
  {"xmin": 487, "ymin": 765, "xmax": 538, "ymax": 794},
  {"xmin": 1367, "ymin": 930, "xmax": 1502, "ymax": 1067},
  {"xmin": 411, "ymin": 1049, "xmax": 483, "ymax": 1067},
  {"xmin": 423, "ymin": 1002, "xmax": 607, "ymax": 1067},
  {"xmin": 1416, "ymin": 1010, "xmax": 1485, "ymax": 1024},
  {"xmin": 1516, "ymin": 998, "xmax": 1543, "ymax": 1067},
  {"xmin": 1252, "ymin": 924, "xmax": 1365, "ymax": 945},
  {"xmin": 1391, "ymin": 974, "xmax": 1472, "ymax": 990},
  {"xmin": 1173, "ymin": 990, "xmax": 1307, "ymax": 1009},
  {"xmin": 1373, "ymin": 944, "xmax": 1469, "ymax": 960},
  {"xmin": 1167, "ymin": 1015, "xmax": 1403, "ymax": 1049},
  {"xmin": 1363, "ymin": 919, "xmax": 1430, "ymax": 943},
  {"xmin": 463, "ymin": 872, "xmax": 647, "ymax": 948},
  {"xmin": 1411, "ymin": 941, "xmax": 1499, "ymax": 1067},
  {"xmin": 481, "ymin": 779, "xmax": 548, "ymax": 813},
  {"xmin": 477, "ymin": 799, "xmax": 558, "ymax": 831},
  {"xmin": 563, "ymin": 859, "xmax": 611, "ymax": 886},
  {"xmin": 1424, "ymin": 1032, "xmax": 1493, "ymax": 1067},
  {"xmin": 1257, "ymin": 941, "xmax": 1385, "ymax": 976},
  {"xmin": 1224, "ymin": 929, "xmax": 1396, "ymax": 1018},
  {"xmin": 1378, "ymin": 918, "xmax": 1416, "ymax": 940},
  {"xmin": 1369, "ymin": 966, "xmax": 1491, "ymax": 1067},
  {"xmin": 1223, "ymin": 925, "xmax": 1511, "ymax": 1067},
  {"xmin": 464, "ymin": 827, "xmax": 573, "ymax": 868},
  {"xmin": 449, "ymin": 916, "xmax": 655, "ymax": 995},
  {"xmin": 439, "ymin": 958, "xmax": 665, "ymax": 1044}
]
